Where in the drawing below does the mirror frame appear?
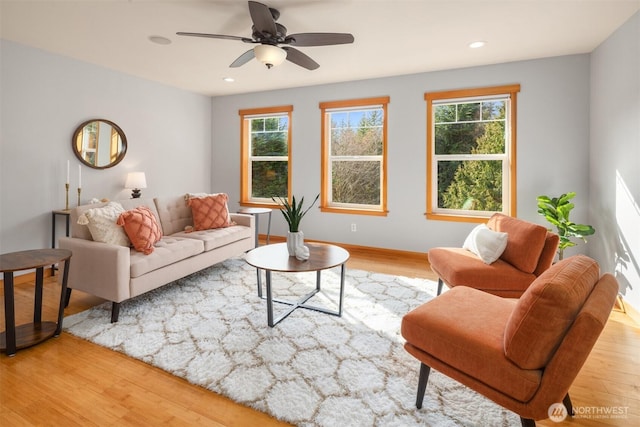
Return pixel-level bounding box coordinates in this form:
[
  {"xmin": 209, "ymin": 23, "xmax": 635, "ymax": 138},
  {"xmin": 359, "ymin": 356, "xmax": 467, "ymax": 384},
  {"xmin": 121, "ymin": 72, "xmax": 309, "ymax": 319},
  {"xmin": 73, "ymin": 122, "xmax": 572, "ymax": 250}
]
[{"xmin": 72, "ymin": 119, "xmax": 127, "ymax": 169}]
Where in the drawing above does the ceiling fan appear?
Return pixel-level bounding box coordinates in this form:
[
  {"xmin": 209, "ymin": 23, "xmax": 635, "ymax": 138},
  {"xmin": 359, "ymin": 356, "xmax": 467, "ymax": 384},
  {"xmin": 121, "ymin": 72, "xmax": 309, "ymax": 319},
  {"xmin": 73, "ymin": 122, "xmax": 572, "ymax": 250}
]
[{"xmin": 177, "ymin": 1, "xmax": 354, "ymax": 70}]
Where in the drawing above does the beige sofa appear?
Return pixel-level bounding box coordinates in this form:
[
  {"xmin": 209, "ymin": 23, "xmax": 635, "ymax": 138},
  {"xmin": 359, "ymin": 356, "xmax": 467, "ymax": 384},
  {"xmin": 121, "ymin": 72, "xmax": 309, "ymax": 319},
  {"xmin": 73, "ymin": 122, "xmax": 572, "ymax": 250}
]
[{"xmin": 58, "ymin": 195, "xmax": 255, "ymax": 322}]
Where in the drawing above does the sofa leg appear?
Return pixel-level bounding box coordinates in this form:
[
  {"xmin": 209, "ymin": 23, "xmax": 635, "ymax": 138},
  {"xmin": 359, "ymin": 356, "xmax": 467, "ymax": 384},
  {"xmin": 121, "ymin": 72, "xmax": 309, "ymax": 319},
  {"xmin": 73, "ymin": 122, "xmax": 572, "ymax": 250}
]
[
  {"xmin": 111, "ymin": 302, "xmax": 120, "ymax": 323},
  {"xmin": 520, "ymin": 417, "xmax": 535, "ymax": 427},
  {"xmin": 436, "ymin": 278, "xmax": 444, "ymax": 296},
  {"xmin": 563, "ymin": 393, "xmax": 574, "ymax": 416},
  {"xmin": 64, "ymin": 288, "xmax": 72, "ymax": 307},
  {"xmin": 416, "ymin": 362, "xmax": 431, "ymax": 409}
]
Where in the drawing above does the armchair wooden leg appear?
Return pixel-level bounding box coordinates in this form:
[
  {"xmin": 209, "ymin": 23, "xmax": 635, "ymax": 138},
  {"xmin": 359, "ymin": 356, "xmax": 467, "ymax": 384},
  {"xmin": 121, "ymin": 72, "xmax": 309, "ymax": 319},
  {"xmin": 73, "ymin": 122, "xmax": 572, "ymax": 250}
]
[
  {"xmin": 563, "ymin": 393, "xmax": 574, "ymax": 416},
  {"xmin": 110, "ymin": 302, "xmax": 120, "ymax": 323},
  {"xmin": 436, "ymin": 278, "xmax": 444, "ymax": 296},
  {"xmin": 416, "ymin": 362, "xmax": 431, "ymax": 409},
  {"xmin": 520, "ymin": 417, "xmax": 535, "ymax": 427}
]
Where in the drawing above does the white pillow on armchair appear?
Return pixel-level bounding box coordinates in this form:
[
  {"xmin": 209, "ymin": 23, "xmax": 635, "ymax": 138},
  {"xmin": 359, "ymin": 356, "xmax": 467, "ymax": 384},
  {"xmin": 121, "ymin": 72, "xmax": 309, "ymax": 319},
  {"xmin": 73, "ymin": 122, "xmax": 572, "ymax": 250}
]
[{"xmin": 463, "ymin": 224, "xmax": 508, "ymax": 264}]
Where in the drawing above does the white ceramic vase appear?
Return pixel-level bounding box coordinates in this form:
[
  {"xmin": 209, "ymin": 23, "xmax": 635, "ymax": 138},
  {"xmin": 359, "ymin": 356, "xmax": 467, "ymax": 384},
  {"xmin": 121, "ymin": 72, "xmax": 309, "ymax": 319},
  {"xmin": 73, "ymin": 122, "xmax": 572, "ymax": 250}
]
[{"xmin": 287, "ymin": 231, "xmax": 304, "ymax": 256}]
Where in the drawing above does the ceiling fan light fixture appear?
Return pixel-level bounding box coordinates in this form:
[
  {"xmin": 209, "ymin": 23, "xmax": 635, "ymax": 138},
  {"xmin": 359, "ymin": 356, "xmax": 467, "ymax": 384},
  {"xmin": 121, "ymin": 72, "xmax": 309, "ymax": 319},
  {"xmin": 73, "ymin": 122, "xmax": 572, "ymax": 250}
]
[{"xmin": 254, "ymin": 44, "xmax": 287, "ymax": 68}]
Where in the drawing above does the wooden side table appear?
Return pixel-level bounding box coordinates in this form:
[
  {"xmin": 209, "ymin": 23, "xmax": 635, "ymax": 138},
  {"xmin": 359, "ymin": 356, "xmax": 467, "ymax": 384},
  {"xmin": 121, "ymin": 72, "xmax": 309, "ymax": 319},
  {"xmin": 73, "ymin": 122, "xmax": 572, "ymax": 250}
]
[{"xmin": 0, "ymin": 248, "xmax": 72, "ymax": 356}]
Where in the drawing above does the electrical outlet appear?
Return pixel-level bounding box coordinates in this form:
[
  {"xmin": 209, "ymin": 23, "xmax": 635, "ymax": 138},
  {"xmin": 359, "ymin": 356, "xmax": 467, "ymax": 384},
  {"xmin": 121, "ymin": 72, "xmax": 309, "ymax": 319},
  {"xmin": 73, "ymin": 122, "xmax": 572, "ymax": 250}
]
[{"xmin": 351, "ymin": 223, "xmax": 357, "ymax": 232}]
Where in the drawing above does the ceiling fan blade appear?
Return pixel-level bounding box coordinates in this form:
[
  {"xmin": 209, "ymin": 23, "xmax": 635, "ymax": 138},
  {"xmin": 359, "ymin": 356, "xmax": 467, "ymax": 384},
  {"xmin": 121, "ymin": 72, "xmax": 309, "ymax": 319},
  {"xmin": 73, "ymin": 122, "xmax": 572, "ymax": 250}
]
[
  {"xmin": 248, "ymin": 1, "xmax": 277, "ymax": 38},
  {"xmin": 176, "ymin": 32, "xmax": 253, "ymax": 43},
  {"xmin": 230, "ymin": 49, "xmax": 256, "ymax": 68},
  {"xmin": 282, "ymin": 47, "xmax": 319, "ymax": 70},
  {"xmin": 285, "ymin": 33, "xmax": 354, "ymax": 47}
]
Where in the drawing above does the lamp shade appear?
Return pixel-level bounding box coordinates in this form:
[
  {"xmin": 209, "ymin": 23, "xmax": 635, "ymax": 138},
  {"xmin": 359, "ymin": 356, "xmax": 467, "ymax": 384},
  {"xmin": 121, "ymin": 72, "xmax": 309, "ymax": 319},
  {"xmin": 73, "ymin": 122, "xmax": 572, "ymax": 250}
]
[
  {"xmin": 254, "ymin": 44, "xmax": 287, "ymax": 68},
  {"xmin": 125, "ymin": 172, "xmax": 147, "ymax": 189}
]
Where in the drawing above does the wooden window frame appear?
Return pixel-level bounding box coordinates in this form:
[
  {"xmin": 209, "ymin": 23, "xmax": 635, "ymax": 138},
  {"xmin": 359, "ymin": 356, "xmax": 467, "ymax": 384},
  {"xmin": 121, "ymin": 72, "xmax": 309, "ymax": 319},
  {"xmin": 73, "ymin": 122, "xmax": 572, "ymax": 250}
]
[
  {"xmin": 239, "ymin": 105, "xmax": 293, "ymax": 207},
  {"xmin": 425, "ymin": 84, "xmax": 520, "ymax": 223},
  {"xmin": 319, "ymin": 96, "xmax": 390, "ymax": 216}
]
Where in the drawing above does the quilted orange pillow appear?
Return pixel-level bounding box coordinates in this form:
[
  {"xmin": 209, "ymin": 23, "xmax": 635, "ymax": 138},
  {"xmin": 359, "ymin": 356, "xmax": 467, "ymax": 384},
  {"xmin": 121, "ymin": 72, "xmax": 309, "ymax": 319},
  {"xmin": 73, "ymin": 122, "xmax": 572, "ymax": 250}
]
[
  {"xmin": 188, "ymin": 193, "xmax": 231, "ymax": 231},
  {"xmin": 116, "ymin": 206, "xmax": 162, "ymax": 254}
]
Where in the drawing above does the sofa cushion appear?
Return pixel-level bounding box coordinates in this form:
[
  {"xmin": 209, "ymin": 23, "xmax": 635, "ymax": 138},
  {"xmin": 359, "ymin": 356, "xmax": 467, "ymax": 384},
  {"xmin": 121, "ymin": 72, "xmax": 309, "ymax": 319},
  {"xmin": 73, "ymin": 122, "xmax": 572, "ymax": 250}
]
[
  {"xmin": 188, "ymin": 193, "xmax": 232, "ymax": 231},
  {"xmin": 487, "ymin": 213, "xmax": 547, "ymax": 273},
  {"xmin": 401, "ymin": 286, "xmax": 541, "ymax": 402},
  {"xmin": 154, "ymin": 195, "xmax": 194, "ymax": 236},
  {"xmin": 129, "ymin": 236, "xmax": 205, "ymax": 278},
  {"xmin": 463, "ymin": 224, "xmax": 508, "ymax": 264},
  {"xmin": 172, "ymin": 224, "xmax": 253, "ymax": 251},
  {"xmin": 503, "ymin": 255, "xmax": 600, "ymax": 369},
  {"xmin": 117, "ymin": 206, "xmax": 163, "ymax": 255},
  {"xmin": 77, "ymin": 201, "xmax": 130, "ymax": 247}
]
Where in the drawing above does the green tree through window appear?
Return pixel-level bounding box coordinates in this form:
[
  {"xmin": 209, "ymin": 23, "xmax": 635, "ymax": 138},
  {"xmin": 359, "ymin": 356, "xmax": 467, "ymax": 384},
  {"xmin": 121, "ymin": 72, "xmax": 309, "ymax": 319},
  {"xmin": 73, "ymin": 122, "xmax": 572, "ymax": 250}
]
[
  {"xmin": 442, "ymin": 121, "xmax": 505, "ymax": 211},
  {"xmin": 425, "ymin": 85, "xmax": 520, "ymax": 221},
  {"xmin": 240, "ymin": 106, "xmax": 292, "ymax": 206},
  {"xmin": 250, "ymin": 117, "xmax": 288, "ymax": 199}
]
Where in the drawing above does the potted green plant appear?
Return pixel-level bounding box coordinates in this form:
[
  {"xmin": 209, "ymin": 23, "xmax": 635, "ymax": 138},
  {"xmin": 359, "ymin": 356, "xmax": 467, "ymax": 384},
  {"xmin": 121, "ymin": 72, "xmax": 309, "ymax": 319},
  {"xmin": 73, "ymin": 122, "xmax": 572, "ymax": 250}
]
[
  {"xmin": 272, "ymin": 194, "xmax": 319, "ymax": 256},
  {"xmin": 536, "ymin": 192, "xmax": 595, "ymax": 260}
]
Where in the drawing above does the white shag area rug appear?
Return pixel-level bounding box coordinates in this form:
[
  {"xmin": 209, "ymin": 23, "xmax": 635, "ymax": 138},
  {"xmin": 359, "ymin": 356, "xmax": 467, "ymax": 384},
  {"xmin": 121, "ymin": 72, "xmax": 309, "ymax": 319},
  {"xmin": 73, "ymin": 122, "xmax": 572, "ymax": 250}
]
[{"xmin": 64, "ymin": 257, "xmax": 519, "ymax": 427}]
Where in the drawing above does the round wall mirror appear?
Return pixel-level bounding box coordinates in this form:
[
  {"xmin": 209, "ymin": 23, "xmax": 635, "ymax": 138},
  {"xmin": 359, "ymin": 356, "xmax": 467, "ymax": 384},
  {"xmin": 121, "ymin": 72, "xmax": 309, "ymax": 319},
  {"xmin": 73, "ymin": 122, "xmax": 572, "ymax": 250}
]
[{"xmin": 72, "ymin": 119, "xmax": 127, "ymax": 169}]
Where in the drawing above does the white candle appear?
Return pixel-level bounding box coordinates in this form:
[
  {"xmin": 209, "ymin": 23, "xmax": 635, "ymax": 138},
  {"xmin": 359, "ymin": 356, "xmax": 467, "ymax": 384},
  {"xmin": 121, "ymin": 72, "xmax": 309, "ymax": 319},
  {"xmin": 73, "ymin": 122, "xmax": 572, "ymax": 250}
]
[
  {"xmin": 78, "ymin": 165, "xmax": 82, "ymax": 188},
  {"xmin": 66, "ymin": 160, "xmax": 70, "ymax": 184}
]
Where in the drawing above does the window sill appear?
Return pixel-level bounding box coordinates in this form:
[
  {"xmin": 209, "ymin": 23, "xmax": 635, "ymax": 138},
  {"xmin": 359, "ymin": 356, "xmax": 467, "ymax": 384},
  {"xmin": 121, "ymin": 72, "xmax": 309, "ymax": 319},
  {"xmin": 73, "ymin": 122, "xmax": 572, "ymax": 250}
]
[
  {"xmin": 321, "ymin": 206, "xmax": 388, "ymax": 217},
  {"xmin": 425, "ymin": 212, "xmax": 490, "ymax": 223}
]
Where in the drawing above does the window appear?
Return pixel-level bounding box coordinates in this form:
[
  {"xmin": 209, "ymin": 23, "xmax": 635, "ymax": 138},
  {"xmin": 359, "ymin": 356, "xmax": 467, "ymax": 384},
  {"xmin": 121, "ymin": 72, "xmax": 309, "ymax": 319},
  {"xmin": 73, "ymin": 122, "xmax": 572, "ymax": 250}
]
[
  {"xmin": 240, "ymin": 106, "xmax": 292, "ymax": 206},
  {"xmin": 320, "ymin": 97, "xmax": 389, "ymax": 215},
  {"xmin": 425, "ymin": 85, "xmax": 520, "ymax": 222}
]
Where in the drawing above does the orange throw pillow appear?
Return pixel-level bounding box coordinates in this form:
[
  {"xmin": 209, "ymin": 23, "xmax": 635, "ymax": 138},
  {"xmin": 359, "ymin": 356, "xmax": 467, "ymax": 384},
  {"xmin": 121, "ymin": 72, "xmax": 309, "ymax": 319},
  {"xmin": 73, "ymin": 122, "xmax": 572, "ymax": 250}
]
[
  {"xmin": 188, "ymin": 193, "xmax": 231, "ymax": 231},
  {"xmin": 117, "ymin": 206, "xmax": 163, "ymax": 254}
]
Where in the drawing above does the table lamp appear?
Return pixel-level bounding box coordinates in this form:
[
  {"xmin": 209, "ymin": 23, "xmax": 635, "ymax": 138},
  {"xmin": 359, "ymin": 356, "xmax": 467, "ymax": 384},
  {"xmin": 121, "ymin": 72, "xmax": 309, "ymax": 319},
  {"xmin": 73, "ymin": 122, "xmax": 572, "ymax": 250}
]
[{"xmin": 125, "ymin": 172, "xmax": 147, "ymax": 198}]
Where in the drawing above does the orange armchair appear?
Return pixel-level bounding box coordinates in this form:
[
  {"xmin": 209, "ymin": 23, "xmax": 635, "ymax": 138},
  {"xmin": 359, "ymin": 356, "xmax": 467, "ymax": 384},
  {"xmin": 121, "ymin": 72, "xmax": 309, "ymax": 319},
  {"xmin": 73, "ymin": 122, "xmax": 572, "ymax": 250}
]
[
  {"xmin": 401, "ymin": 255, "xmax": 618, "ymax": 426},
  {"xmin": 429, "ymin": 213, "xmax": 559, "ymax": 298}
]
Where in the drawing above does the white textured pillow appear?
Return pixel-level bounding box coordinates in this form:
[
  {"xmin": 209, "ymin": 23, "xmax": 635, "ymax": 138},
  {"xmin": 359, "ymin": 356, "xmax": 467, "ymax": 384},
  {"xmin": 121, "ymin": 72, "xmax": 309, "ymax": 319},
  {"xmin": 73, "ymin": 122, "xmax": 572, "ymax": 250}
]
[
  {"xmin": 463, "ymin": 224, "xmax": 508, "ymax": 264},
  {"xmin": 77, "ymin": 201, "xmax": 130, "ymax": 247}
]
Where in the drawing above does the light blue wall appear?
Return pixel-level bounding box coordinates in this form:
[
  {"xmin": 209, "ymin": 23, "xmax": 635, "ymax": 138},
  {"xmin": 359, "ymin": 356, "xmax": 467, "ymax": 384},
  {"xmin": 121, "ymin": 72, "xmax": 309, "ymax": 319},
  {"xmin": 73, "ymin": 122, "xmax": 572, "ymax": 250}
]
[
  {"xmin": 589, "ymin": 12, "xmax": 640, "ymax": 308},
  {"xmin": 212, "ymin": 55, "xmax": 592, "ymax": 253},
  {"xmin": 0, "ymin": 40, "xmax": 212, "ymax": 255}
]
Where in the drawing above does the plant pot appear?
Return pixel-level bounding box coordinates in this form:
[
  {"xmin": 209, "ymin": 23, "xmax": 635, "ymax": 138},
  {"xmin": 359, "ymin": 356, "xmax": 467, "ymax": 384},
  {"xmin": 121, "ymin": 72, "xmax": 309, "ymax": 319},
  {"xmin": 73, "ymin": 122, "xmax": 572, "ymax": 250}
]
[{"xmin": 287, "ymin": 231, "xmax": 304, "ymax": 256}]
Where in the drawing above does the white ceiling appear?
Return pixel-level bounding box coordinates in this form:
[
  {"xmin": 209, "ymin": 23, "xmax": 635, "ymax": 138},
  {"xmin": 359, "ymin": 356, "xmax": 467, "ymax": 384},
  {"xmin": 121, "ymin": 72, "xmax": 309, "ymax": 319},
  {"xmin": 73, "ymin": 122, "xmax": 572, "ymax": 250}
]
[{"xmin": 2, "ymin": 0, "xmax": 639, "ymax": 96}]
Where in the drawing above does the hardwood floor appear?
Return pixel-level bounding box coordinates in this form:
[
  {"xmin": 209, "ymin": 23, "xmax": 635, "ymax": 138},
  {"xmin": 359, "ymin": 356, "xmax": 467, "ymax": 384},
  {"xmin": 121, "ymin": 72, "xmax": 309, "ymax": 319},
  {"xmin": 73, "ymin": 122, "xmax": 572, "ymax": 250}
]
[{"xmin": 1, "ymin": 244, "xmax": 638, "ymax": 426}]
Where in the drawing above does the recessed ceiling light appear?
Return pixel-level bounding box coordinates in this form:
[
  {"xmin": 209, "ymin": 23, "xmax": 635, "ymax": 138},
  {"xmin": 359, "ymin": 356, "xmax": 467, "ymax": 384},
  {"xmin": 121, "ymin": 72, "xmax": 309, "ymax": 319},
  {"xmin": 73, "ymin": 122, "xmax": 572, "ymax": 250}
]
[
  {"xmin": 223, "ymin": 77, "xmax": 235, "ymax": 83},
  {"xmin": 149, "ymin": 36, "xmax": 172, "ymax": 45},
  {"xmin": 469, "ymin": 41, "xmax": 486, "ymax": 49}
]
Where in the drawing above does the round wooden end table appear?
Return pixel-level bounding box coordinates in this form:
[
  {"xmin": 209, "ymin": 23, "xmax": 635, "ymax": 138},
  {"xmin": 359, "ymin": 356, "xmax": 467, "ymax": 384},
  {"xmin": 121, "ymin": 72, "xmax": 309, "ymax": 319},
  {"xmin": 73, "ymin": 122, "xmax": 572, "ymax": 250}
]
[
  {"xmin": 245, "ymin": 242, "xmax": 350, "ymax": 327},
  {"xmin": 1, "ymin": 248, "xmax": 72, "ymax": 356}
]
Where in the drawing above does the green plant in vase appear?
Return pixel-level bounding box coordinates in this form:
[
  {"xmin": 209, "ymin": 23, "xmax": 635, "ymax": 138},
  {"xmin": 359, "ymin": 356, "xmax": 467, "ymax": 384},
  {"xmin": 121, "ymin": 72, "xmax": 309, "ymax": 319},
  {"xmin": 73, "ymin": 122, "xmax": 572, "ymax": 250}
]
[
  {"xmin": 272, "ymin": 194, "xmax": 319, "ymax": 257},
  {"xmin": 536, "ymin": 192, "xmax": 595, "ymax": 260}
]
